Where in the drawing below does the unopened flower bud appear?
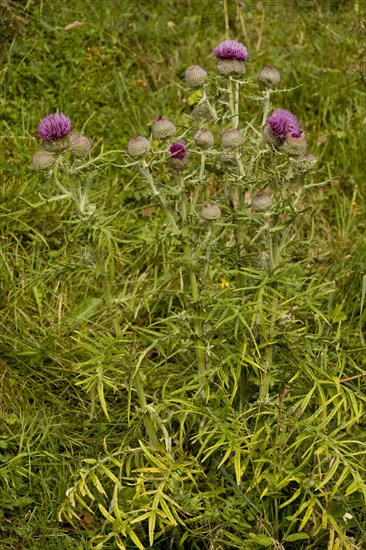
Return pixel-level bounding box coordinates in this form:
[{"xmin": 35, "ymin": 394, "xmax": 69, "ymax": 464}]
[
  {"xmin": 152, "ymin": 116, "xmax": 176, "ymax": 140},
  {"xmin": 216, "ymin": 59, "xmax": 245, "ymax": 76},
  {"xmin": 222, "ymin": 128, "xmax": 243, "ymax": 148},
  {"xmin": 184, "ymin": 65, "xmax": 207, "ymax": 87},
  {"xmin": 69, "ymin": 133, "xmax": 91, "ymax": 158},
  {"xmin": 127, "ymin": 136, "xmax": 151, "ymax": 157},
  {"xmin": 201, "ymin": 202, "xmax": 221, "ymax": 220},
  {"xmin": 194, "ymin": 129, "xmax": 214, "ymax": 149},
  {"xmin": 282, "ymin": 132, "xmax": 307, "ymax": 156},
  {"xmin": 33, "ymin": 150, "xmax": 56, "ymax": 170},
  {"xmin": 251, "ymin": 192, "xmax": 272, "ymax": 212},
  {"xmin": 297, "ymin": 151, "xmax": 317, "ymax": 169},
  {"xmin": 170, "ymin": 157, "xmax": 188, "ymax": 171},
  {"xmin": 258, "ymin": 66, "xmax": 281, "ymax": 86},
  {"xmin": 191, "ymin": 103, "xmax": 211, "ymax": 120}
]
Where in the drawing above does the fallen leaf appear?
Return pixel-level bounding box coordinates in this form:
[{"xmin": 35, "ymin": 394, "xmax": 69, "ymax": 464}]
[
  {"xmin": 64, "ymin": 21, "xmax": 84, "ymax": 30},
  {"xmin": 317, "ymin": 134, "xmax": 329, "ymax": 147}
]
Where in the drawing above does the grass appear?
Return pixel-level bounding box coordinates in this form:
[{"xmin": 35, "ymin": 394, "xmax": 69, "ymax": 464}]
[{"xmin": 1, "ymin": 0, "xmax": 366, "ymax": 548}]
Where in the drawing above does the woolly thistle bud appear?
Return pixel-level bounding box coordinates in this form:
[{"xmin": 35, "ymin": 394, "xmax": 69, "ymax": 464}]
[
  {"xmin": 251, "ymin": 192, "xmax": 272, "ymax": 212},
  {"xmin": 191, "ymin": 102, "xmax": 211, "ymax": 120},
  {"xmin": 201, "ymin": 202, "xmax": 222, "ymax": 220},
  {"xmin": 258, "ymin": 66, "xmax": 281, "ymax": 86},
  {"xmin": 222, "ymin": 128, "xmax": 243, "ymax": 149},
  {"xmin": 170, "ymin": 158, "xmax": 188, "ymax": 171},
  {"xmin": 43, "ymin": 136, "xmax": 70, "ymax": 152},
  {"xmin": 127, "ymin": 136, "xmax": 151, "ymax": 157},
  {"xmin": 184, "ymin": 65, "xmax": 207, "ymax": 87},
  {"xmin": 152, "ymin": 116, "xmax": 176, "ymax": 140},
  {"xmin": 194, "ymin": 129, "xmax": 214, "ymax": 149},
  {"xmin": 297, "ymin": 151, "xmax": 317, "ymax": 169},
  {"xmin": 281, "ymin": 132, "xmax": 307, "ymax": 156},
  {"xmin": 69, "ymin": 133, "xmax": 91, "ymax": 158},
  {"xmin": 33, "ymin": 150, "xmax": 56, "ymax": 171},
  {"xmin": 216, "ymin": 59, "xmax": 245, "ymax": 76}
]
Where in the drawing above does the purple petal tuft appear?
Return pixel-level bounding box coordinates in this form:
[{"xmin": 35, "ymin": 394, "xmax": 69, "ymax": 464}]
[
  {"xmin": 214, "ymin": 40, "xmax": 248, "ymax": 61},
  {"xmin": 37, "ymin": 113, "xmax": 72, "ymax": 140},
  {"xmin": 169, "ymin": 140, "xmax": 187, "ymax": 159},
  {"xmin": 266, "ymin": 109, "xmax": 301, "ymax": 143}
]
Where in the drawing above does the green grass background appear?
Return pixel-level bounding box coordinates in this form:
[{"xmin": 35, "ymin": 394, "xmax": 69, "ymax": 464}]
[{"xmin": 1, "ymin": 0, "xmax": 365, "ymax": 547}]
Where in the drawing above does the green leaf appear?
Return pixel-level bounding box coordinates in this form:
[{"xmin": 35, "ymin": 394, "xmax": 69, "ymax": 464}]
[
  {"xmin": 97, "ymin": 377, "xmax": 110, "ymax": 421},
  {"xmin": 187, "ymin": 90, "xmax": 202, "ymax": 106},
  {"xmin": 331, "ymin": 303, "xmax": 347, "ymax": 323},
  {"xmin": 148, "ymin": 510, "xmax": 156, "ymax": 546},
  {"xmin": 284, "ymin": 533, "xmax": 309, "ymax": 542},
  {"xmin": 248, "ymin": 534, "xmax": 274, "ymax": 546},
  {"xmin": 67, "ymin": 297, "xmax": 102, "ymax": 327},
  {"xmin": 126, "ymin": 526, "xmax": 145, "ymax": 550}
]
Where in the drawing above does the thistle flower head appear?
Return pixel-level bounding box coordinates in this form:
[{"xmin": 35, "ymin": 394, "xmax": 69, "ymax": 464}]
[
  {"xmin": 127, "ymin": 135, "xmax": 151, "ymax": 157},
  {"xmin": 69, "ymin": 133, "xmax": 91, "ymax": 158},
  {"xmin": 281, "ymin": 132, "xmax": 307, "ymax": 156},
  {"xmin": 201, "ymin": 202, "xmax": 222, "ymax": 220},
  {"xmin": 266, "ymin": 109, "xmax": 301, "ymax": 144},
  {"xmin": 184, "ymin": 65, "xmax": 207, "ymax": 87},
  {"xmin": 169, "ymin": 140, "xmax": 187, "ymax": 159},
  {"xmin": 33, "ymin": 150, "xmax": 56, "ymax": 171},
  {"xmin": 152, "ymin": 116, "xmax": 176, "ymax": 140},
  {"xmin": 258, "ymin": 66, "xmax": 281, "ymax": 86},
  {"xmin": 214, "ymin": 40, "xmax": 248, "ymax": 61},
  {"xmin": 168, "ymin": 140, "xmax": 188, "ymax": 171},
  {"xmin": 297, "ymin": 151, "xmax": 318, "ymax": 170},
  {"xmin": 37, "ymin": 113, "xmax": 72, "ymax": 141},
  {"xmin": 194, "ymin": 129, "xmax": 214, "ymax": 149},
  {"xmin": 222, "ymin": 128, "xmax": 243, "ymax": 148},
  {"xmin": 191, "ymin": 102, "xmax": 211, "ymax": 120},
  {"xmin": 251, "ymin": 192, "xmax": 272, "ymax": 212},
  {"xmin": 216, "ymin": 58, "xmax": 246, "ymax": 76}
]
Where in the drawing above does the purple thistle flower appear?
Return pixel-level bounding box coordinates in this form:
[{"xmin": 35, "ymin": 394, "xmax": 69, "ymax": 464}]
[
  {"xmin": 214, "ymin": 40, "xmax": 248, "ymax": 61},
  {"xmin": 37, "ymin": 113, "xmax": 72, "ymax": 141},
  {"xmin": 266, "ymin": 109, "xmax": 301, "ymax": 143},
  {"xmin": 169, "ymin": 140, "xmax": 187, "ymax": 159}
]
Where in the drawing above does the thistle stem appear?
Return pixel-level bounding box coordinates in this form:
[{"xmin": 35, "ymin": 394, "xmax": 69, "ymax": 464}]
[
  {"xmin": 192, "ymin": 151, "xmax": 206, "ymax": 210},
  {"xmin": 227, "ymin": 77, "xmax": 235, "ymax": 125},
  {"xmin": 179, "ymin": 175, "xmax": 207, "ymax": 386},
  {"xmin": 53, "ymin": 162, "xmax": 71, "ymax": 197},
  {"xmin": 223, "ymin": 0, "xmax": 230, "ymax": 39},
  {"xmin": 100, "ymin": 264, "xmax": 121, "ymax": 339},
  {"xmin": 139, "ymin": 159, "xmax": 180, "ymax": 234},
  {"xmin": 261, "ymin": 87, "xmax": 271, "ymax": 129},
  {"xmin": 259, "ymin": 216, "xmax": 279, "ymax": 403},
  {"xmin": 202, "ymin": 86, "xmax": 217, "ymax": 121}
]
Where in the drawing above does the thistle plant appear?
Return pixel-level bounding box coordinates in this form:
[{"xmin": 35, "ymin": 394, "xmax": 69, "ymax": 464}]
[
  {"xmin": 33, "ymin": 112, "xmax": 93, "ymax": 217},
  {"xmin": 37, "ymin": 37, "xmax": 366, "ymax": 550}
]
